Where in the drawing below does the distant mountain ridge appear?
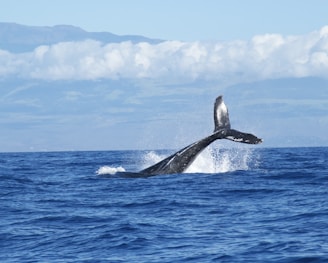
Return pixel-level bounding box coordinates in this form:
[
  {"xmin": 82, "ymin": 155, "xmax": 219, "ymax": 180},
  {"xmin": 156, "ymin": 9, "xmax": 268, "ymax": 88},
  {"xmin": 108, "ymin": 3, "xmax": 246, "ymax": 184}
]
[{"xmin": 0, "ymin": 22, "xmax": 162, "ymax": 52}]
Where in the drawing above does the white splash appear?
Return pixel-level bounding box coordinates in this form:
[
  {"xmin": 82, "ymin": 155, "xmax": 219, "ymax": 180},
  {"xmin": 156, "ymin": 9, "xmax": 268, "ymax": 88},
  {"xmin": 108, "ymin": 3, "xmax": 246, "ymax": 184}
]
[
  {"xmin": 185, "ymin": 146, "xmax": 255, "ymax": 173},
  {"xmin": 96, "ymin": 166, "xmax": 125, "ymax": 175},
  {"xmin": 140, "ymin": 151, "xmax": 167, "ymax": 170},
  {"xmin": 96, "ymin": 147, "xmax": 257, "ymax": 176},
  {"xmin": 140, "ymin": 146, "xmax": 256, "ymax": 174}
]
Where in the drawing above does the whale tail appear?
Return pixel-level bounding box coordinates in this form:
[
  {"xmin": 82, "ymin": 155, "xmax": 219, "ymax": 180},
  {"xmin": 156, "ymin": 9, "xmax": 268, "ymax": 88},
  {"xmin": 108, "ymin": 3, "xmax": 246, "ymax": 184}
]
[
  {"xmin": 214, "ymin": 96, "xmax": 262, "ymax": 144},
  {"xmin": 138, "ymin": 95, "xmax": 262, "ymax": 176}
]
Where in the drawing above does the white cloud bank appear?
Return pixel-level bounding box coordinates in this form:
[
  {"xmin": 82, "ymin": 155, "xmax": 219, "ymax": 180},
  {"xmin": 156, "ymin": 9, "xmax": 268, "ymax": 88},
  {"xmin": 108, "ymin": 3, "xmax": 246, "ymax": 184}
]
[{"xmin": 1, "ymin": 26, "xmax": 328, "ymax": 82}]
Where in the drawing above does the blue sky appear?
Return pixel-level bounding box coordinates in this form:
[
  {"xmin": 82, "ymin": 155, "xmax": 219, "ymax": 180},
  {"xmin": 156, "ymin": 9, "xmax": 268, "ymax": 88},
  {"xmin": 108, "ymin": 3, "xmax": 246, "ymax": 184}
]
[
  {"xmin": 2, "ymin": 0, "xmax": 328, "ymax": 41},
  {"xmin": 1, "ymin": 1, "xmax": 328, "ymax": 152}
]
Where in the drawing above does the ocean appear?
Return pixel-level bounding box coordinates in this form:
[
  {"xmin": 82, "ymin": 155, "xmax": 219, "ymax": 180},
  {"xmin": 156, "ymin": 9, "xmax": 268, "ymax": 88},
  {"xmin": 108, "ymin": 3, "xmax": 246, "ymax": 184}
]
[{"xmin": 1, "ymin": 146, "xmax": 327, "ymax": 262}]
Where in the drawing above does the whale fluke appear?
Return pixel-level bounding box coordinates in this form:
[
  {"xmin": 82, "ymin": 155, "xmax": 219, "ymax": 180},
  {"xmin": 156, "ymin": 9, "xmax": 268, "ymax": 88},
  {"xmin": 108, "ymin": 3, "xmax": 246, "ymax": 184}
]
[{"xmin": 213, "ymin": 95, "xmax": 262, "ymax": 144}]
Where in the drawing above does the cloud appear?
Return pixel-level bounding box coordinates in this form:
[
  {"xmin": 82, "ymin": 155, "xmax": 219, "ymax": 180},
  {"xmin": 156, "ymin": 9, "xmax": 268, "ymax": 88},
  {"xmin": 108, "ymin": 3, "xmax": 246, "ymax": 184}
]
[{"xmin": 1, "ymin": 26, "xmax": 328, "ymax": 83}]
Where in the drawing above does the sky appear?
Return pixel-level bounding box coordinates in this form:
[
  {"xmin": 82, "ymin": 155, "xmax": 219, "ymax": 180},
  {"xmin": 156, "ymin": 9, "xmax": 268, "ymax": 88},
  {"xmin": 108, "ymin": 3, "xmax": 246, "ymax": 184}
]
[
  {"xmin": 1, "ymin": 1, "xmax": 328, "ymax": 152},
  {"xmin": 1, "ymin": 0, "xmax": 328, "ymax": 41}
]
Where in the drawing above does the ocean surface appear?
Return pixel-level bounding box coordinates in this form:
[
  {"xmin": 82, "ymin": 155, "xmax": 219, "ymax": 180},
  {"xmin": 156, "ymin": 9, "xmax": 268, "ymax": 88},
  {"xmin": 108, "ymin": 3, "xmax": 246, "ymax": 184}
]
[{"xmin": 1, "ymin": 146, "xmax": 328, "ymax": 262}]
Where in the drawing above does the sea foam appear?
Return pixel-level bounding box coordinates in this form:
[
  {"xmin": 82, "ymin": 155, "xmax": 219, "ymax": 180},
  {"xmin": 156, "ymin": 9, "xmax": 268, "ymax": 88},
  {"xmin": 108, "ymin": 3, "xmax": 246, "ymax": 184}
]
[{"xmin": 96, "ymin": 166, "xmax": 125, "ymax": 175}]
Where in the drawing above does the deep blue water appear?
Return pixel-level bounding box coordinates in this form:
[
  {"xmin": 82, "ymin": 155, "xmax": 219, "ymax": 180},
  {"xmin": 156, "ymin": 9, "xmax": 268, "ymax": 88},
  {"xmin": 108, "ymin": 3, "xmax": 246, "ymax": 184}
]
[{"xmin": 1, "ymin": 147, "xmax": 328, "ymax": 262}]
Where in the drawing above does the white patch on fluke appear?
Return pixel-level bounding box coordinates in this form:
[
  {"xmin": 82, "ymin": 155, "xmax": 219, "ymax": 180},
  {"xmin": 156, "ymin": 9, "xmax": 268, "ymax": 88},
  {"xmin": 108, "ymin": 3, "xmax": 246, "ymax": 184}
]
[
  {"xmin": 216, "ymin": 102, "xmax": 228, "ymax": 127},
  {"xmin": 226, "ymin": 136, "xmax": 244, "ymax": 142},
  {"xmin": 216, "ymin": 102, "xmax": 228, "ymax": 126}
]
